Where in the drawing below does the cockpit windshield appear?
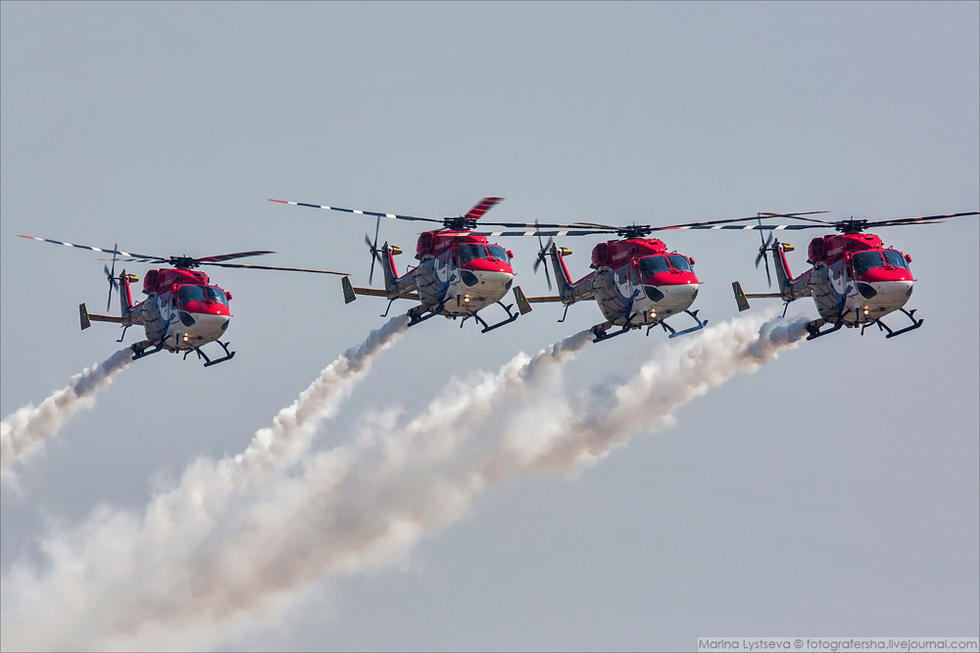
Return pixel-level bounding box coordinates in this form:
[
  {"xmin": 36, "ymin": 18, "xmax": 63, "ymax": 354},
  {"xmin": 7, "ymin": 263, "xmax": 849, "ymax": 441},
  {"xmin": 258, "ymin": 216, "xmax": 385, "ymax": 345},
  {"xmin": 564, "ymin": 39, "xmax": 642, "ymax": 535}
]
[
  {"xmin": 851, "ymin": 251, "xmax": 885, "ymax": 276},
  {"xmin": 178, "ymin": 285, "xmax": 228, "ymax": 306},
  {"xmin": 638, "ymin": 256, "xmax": 671, "ymax": 276},
  {"xmin": 457, "ymin": 244, "xmax": 487, "ymax": 264},
  {"xmin": 178, "ymin": 285, "xmax": 206, "ymax": 306},
  {"xmin": 486, "ymin": 245, "xmax": 510, "ymax": 260},
  {"xmin": 881, "ymin": 250, "xmax": 909, "ymax": 270},
  {"xmin": 668, "ymin": 254, "xmax": 692, "ymax": 272}
]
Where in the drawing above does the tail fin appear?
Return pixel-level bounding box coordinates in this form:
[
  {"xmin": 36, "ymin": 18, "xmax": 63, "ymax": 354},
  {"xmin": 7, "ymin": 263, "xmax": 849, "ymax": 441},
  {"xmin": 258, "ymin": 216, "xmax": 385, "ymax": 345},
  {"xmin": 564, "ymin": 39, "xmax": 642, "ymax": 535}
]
[
  {"xmin": 548, "ymin": 244, "xmax": 576, "ymax": 301},
  {"xmin": 771, "ymin": 240, "xmax": 794, "ymax": 297},
  {"xmin": 380, "ymin": 242, "xmax": 401, "ymax": 292},
  {"xmin": 118, "ymin": 270, "xmax": 137, "ymax": 318}
]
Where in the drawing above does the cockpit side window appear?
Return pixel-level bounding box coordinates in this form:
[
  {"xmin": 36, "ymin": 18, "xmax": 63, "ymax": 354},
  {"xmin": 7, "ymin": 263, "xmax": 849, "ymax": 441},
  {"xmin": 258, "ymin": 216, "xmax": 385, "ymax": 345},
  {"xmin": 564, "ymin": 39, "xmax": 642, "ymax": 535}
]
[
  {"xmin": 178, "ymin": 285, "xmax": 207, "ymax": 306},
  {"xmin": 881, "ymin": 250, "xmax": 909, "ymax": 270},
  {"xmin": 667, "ymin": 254, "xmax": 692, "ymax": 272},
  {"xmin": 638, "ymin": 256, "xmax": 671, "ymax": 276},
  {"xmin": 457, "ymin": 244, "xmax": 487, "ymax": 264},
  {"xmin": 207, "ymin": 287, "xmax": 229, "ymax": 304},
  {"xmin": 486, "ymin": 245, "xmax": 510, "ymax": 260},
  {"xmin": 851, "ymin": 251, "xmax": 885, "ymax": 277}
]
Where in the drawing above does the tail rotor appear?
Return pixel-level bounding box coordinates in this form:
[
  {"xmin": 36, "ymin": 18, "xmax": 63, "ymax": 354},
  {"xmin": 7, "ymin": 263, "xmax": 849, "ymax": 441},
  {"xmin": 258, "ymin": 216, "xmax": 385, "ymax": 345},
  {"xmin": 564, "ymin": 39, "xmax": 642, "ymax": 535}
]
[
  {"xmin": 104, "ymin": 243, "xmax": 119, "ymax": 310},
  {"xmin": 534, "ymin": 228, "xmax": 553, "ymax": 291},
  {"xmin": 364, "ymin": 216, "xmax": 382, "ymax": 284},
  {"xmin": 754, "ymin": 221, "xmax": 774, "ymax": 287}
]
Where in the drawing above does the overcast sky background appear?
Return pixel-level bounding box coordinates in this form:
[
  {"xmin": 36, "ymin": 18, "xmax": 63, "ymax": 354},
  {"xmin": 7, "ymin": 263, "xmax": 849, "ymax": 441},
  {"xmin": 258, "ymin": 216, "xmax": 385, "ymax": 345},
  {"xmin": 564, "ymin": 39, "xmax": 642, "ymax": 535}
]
[{"xmin": 2, "ymin": 1, "xmax": 978, "ymax": 651}]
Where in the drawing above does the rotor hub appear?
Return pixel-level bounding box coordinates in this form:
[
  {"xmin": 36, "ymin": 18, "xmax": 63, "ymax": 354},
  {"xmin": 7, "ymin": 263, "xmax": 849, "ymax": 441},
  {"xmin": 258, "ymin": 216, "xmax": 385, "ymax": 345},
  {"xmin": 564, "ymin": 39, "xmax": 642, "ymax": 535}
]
[
  {"xmin": 616, "ymin": 225, "xmax": 654, "ymax": 239},
  {"xmin": 835, "ymin": 219, "xmax": 870, "ymax": 234},
  {"xmin": 169, "ymin": 256, "xmax": 200, "ymax": 269}
]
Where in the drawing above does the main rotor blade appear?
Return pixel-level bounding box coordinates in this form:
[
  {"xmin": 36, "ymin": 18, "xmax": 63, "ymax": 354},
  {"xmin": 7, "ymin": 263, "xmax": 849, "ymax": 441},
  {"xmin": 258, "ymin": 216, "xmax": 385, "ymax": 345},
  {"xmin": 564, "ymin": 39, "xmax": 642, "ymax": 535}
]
[
  {"xmin": 17, "ymin": 235, "xmax": 166, "ymax": 263},
  {"xmin": 653, "ymin": 210, "xmax": 831, "ymax": 231},
  {"xmin": 201, "ymin": 262, "xmax": 349, "ymax": 276},
  {"xmin": 269, "ymin": 198, "xmax": 443, "ymax": 224},
  {"xmin": 864, "ymin": 211, "xmax": 979, "ymax": 228},
  {"xmin": 196, "ymin": 250, "xmax": 275, "ymax": 263},
  {"xmin": 472, "ymin": 219, "xmax": 614, "ymax": 229},
  {"xmin": 463, "ymin": 197, "xmax": 503, "ymax": 221},
  {"xmin": 470, "ymin": 228, "xmax": 619, "ymax": 237},
  {"xmin": 476, "ymin": 210, "xmax": 831, "ymax": 232}
]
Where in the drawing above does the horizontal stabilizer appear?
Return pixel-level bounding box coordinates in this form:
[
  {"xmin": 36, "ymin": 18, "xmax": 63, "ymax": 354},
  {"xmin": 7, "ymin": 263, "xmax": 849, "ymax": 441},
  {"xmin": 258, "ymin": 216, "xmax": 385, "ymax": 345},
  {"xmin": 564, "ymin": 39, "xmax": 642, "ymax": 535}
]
[
  {"xmin": 732, "ymin": 281, "xmax": 783, "ymax": 312},
  {"xmin": 341, "ymin": 277, "xmax": 420, "ymax": 303},
  {"xmin": 523, "ymin": 295, "xmax": 565, "ymax": 304},
  {"xmin": 79, "ymin": 303, "xmax": 125, "ymax": 330}
]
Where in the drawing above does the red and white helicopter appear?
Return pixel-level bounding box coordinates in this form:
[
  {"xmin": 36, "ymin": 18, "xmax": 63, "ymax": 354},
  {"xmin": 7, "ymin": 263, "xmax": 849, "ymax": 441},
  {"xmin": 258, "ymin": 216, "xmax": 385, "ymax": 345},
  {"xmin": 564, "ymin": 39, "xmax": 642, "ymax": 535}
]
[
  {"xmin": 728, "ymin": 211, "xmax": 979, "ymax": 340},
  {"xmin": 269, "ymin": 196, "xmax": 585, "ymax": 332},
  {"xmin": 481, "ymin": 212, "xmax": 828, "ymax": 343},
  {"xmin": 19, "ymin": 235, "xmax": 347, "ymax": 366}
]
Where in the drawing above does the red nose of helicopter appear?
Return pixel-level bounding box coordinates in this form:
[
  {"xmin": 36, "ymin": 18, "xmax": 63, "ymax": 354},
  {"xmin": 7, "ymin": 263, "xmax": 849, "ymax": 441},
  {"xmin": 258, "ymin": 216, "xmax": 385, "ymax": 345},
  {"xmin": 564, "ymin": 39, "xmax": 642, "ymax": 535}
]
[
  {"xmin": 636, "ymin": 267, "xmax": 698, "ymax": 318},
  {"xmin": 853, "ymin": 263, "xmax": 915, "ymax": 319},
  {"xmin": 458, "ymin": 257, "xmax": 515, "ymax": 296},
  {"xmin": 177, "ymin": 299, "xmax": 231, "ymax": 344}
]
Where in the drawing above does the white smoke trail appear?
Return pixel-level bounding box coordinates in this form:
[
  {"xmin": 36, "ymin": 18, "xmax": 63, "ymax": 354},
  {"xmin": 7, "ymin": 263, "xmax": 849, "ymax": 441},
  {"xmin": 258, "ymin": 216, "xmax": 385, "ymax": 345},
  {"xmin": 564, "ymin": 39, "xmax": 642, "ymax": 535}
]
[
  {"xmin": 1, "ymin": 348, "xmax": 133, "ymax": 470},
  {"xmin": 0, "ymin": 326, "xmax": 591, "ymax": 651},
  {"xmin": 1, "ymin": 315, "xmax": 805, "ymax": 651},
  {"xmin": 1, "ymin": 314, "xmax": 411, "ymax": 651},
  {"xmin": 232, "ymin": 313, "xmax": 411, "ymax": 475}
]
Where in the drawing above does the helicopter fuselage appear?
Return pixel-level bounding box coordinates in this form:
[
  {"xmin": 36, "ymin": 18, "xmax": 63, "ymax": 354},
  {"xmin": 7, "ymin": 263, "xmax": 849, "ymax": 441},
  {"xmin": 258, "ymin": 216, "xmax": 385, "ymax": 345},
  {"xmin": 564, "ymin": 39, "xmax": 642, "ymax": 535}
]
[
  {"xmin": 774, "ymin": 233, "xmax": 915, "ymax": 327},
  {"xmin": 540, "ymin": 237, "xmax": 706, "ymax": 340},
  {"xmin": 384, "ymin": 230, "xmax": 517, "ymax": 320},
  {"xmin": 124, "ymin": 268, "xmax": 232, "ymax": 353}
]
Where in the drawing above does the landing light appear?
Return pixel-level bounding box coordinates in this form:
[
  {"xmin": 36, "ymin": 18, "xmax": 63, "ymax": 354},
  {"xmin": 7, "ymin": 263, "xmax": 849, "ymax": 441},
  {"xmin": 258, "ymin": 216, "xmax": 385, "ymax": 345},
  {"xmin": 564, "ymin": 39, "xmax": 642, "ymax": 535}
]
[
  {"xmin": 182, "ymin": 333, "xmax": 190, "ymax": 342},
  {"xmin": 463, "ymin": 295, "xmax": 470, "ymax": 303},
  {"xmin": 650, "ymin": 310, "xmax": 657, "ymax": 318},
  {"xmin": 863, "ymin": 307, "xmax": 870, "ymax": 316}
]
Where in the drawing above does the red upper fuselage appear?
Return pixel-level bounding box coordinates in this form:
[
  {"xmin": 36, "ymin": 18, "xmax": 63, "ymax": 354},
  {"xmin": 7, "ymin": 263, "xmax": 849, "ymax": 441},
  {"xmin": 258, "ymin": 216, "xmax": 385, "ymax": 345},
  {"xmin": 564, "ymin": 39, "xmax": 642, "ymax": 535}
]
[
  {"xmin": 141, "ymin": 268, "xmax": 232, "ymax": 316},
  {"xmin": 415, "ymin": 229, "xmax": 514, "ymax": 274},
  {"xmin": 805, "ymin": 233, "xmax": 913, "ymax": 283},
  {"xmin": 590, "ymin": 237, "xmax": 699, "ymax": 286}
]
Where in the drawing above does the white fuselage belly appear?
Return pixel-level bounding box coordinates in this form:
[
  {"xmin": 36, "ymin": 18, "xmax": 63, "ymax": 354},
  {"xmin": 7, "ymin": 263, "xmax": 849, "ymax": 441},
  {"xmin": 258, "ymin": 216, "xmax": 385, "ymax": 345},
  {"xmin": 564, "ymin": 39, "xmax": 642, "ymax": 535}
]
[
  {"xmin": 841, "ymin": 280, "xmax": 913, "ymax": 324},
  {"xmin": 442, "ymin": 270, "xmax": 512, "ymax": 316}
]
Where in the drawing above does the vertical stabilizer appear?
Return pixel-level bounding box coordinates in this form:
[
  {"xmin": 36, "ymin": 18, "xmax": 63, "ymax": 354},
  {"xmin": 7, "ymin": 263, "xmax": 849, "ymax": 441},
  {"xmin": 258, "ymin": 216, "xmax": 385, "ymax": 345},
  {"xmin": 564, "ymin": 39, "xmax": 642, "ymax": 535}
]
[
  {"xmin": 119, "ymin": 270, "xmax": 136, "ymax": 318},
  {"xmin": 549, "ymin": 243, "xmax": 575, "ymax": 301},
  {"xmin": 772, "ymin": 240, "xmax": 794, "ymax": 298},
  {"xmin": 380, "ymin": 242, "xmax": 400, "ymax": 292}
]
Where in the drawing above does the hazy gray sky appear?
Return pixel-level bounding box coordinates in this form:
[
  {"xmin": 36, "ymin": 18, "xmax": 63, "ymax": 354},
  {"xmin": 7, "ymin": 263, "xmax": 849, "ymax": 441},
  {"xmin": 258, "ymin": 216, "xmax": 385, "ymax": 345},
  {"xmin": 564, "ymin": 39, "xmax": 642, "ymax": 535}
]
[{"xmin": 2, "ymin": 2, "xmax": 977, "ymax": 651}]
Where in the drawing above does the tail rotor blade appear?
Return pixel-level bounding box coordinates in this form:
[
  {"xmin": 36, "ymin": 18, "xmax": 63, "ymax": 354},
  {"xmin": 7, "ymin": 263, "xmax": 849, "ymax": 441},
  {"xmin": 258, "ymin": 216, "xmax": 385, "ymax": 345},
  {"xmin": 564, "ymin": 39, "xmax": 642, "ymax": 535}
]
[
  {"xmin": 105, "ymin": 243, "xmax": 119, "ymax": 310},
  {"xmin": 365, "ymin": 216, "xmax": 382, "ymax": 284},
  {"xmin": 753, "ymin": 230, "xmax": 773, "ymax": 288},
  {"xmin": 534, "ymin": 236, "xmax": 553, "ymax": 291}
]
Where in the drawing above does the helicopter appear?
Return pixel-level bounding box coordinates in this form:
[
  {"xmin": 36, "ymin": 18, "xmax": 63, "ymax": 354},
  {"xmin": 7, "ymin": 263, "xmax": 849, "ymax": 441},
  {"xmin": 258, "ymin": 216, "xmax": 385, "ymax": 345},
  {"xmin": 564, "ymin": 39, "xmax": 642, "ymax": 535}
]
[
  {"xmin": 19, "ymin": 235, "xmax": 348, "ymax": 366},
  {"xmin": 728, "ymin": 211, "xmax": 980, "ymax": 340},
  {"xmin": 268, "ymin": 196, "xmax": 595, "ymax": 333},
  {"xmin": 477, "ymin": 211, "xmax": 829, "ymax": 343}
]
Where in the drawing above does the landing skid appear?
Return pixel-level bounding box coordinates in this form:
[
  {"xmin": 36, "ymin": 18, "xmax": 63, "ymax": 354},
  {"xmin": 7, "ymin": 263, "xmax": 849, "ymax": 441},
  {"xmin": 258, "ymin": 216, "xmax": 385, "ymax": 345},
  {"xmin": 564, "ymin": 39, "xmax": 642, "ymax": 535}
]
[
  {"xmin": 131, "ymin": 339, "xmax": 166, "ymax": 361},
  {"xmin": 805, "ymin": 319, "xmax": 843, "ymax": 341},
  {"xmin": 407, "ymin": 301, "xmax": 446, "ymax": 327},
  {"xmin": 464, "ymin": 301, "xmax": 521, "ymax": 333},
  {"xmin": 183, "ymin": 340, "xmax": 236, "ymax": 367},
  {"xmin": 591, "ymin": 313, "xmax": 638, "ymax": 343},
  {"xmin": 861, "ymin": 308, "xmax": 924, "ymax": 339},
  {"xmin": 654, "ymin": 310, "xmax": 708, "ymax": 339}
]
